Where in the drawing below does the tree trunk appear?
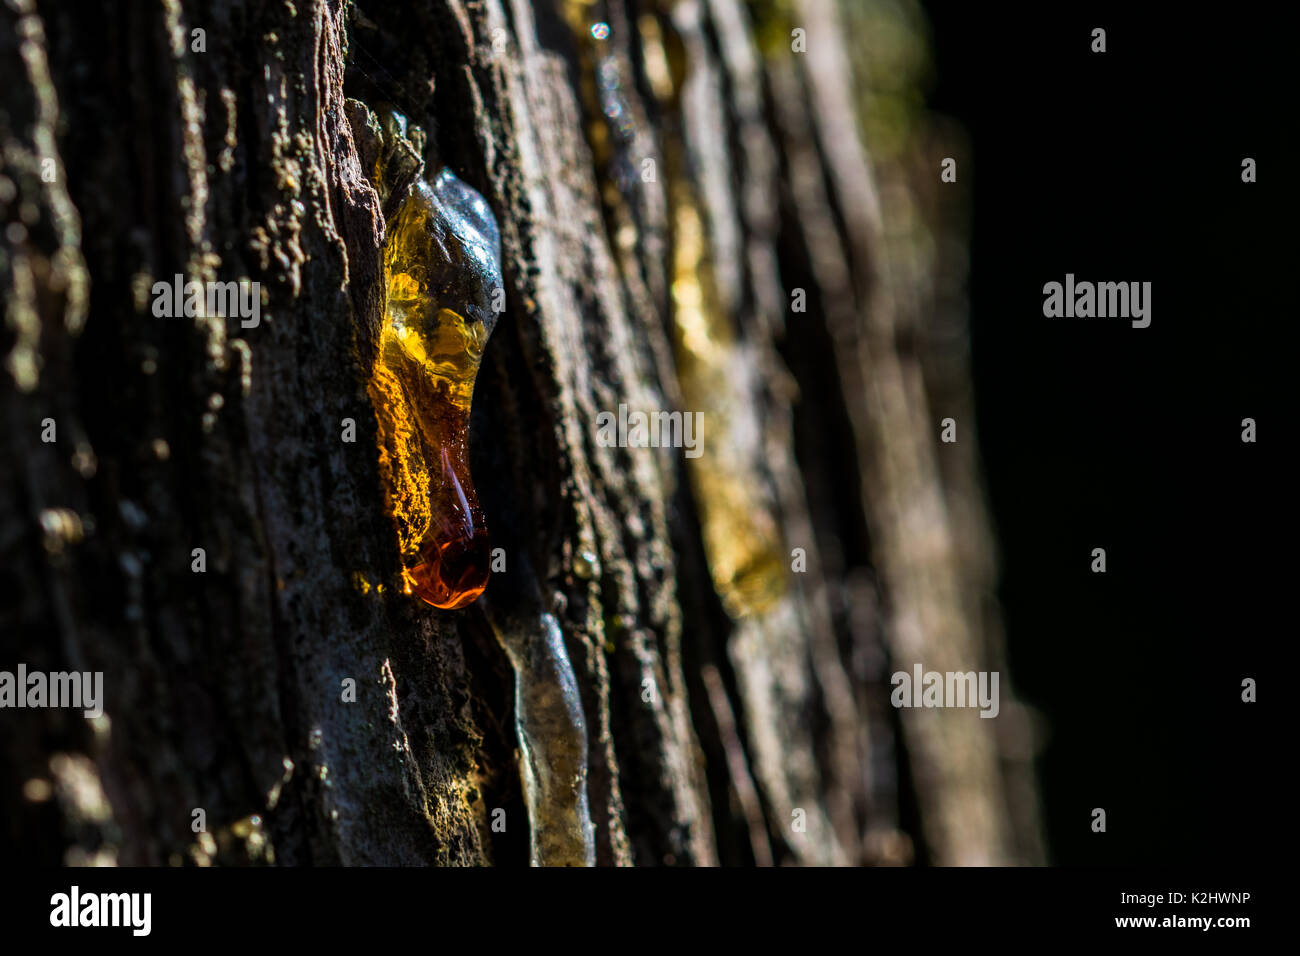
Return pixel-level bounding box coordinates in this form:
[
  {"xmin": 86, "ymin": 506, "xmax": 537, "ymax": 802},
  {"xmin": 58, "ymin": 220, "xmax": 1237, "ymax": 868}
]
[{"xmin": 1, "ymin": 0, "xmax": 1042, "ymax": 866}]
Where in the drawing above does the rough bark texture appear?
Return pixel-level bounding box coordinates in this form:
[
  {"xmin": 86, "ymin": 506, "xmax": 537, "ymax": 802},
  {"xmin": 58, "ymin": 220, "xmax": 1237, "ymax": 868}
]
[{"xmin": 2, "ymin": 0, "xmax": 1042, "ymax": 866}]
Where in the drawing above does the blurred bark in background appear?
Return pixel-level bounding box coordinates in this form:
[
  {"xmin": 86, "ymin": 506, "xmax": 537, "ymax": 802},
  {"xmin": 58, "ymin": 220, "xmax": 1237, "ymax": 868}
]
[{"xmin": 1, "ymin": 0, "xmax": 1042, "ymax": 865}]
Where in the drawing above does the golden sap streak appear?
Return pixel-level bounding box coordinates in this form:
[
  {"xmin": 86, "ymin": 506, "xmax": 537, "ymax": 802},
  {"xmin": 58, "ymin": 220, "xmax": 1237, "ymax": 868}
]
[{"xmin": 670, "ymin": 180, "xmax": 785, "ymax": 619}]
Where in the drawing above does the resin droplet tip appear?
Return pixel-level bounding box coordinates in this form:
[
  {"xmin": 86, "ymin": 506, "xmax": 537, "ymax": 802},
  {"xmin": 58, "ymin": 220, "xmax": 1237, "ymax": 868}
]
[{"xmin": 405, "ymin": 531, "xmax": 492, "ymax": 610}]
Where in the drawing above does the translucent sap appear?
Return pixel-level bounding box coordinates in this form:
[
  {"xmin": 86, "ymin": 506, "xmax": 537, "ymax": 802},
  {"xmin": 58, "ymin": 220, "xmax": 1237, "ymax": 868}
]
[{"xmin": 369, "ymin": 168, "xmax": 503, "ymax": 609}]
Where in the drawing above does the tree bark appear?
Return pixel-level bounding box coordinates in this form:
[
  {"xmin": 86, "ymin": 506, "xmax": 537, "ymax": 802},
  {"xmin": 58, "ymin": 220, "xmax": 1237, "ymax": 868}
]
[{"xmin": 1, "ymin": 0, "xmax": 1042, "ymax": 866}]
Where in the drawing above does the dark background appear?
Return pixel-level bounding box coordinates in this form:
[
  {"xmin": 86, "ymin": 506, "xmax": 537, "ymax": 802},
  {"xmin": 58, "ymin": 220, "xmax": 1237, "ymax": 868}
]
[{"xmin": 920, "ymin": 2, "xmax": 1289, "ymax": 864}]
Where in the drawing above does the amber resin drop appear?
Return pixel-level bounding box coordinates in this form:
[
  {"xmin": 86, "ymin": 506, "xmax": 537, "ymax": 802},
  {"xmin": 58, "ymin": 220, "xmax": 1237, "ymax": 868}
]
[{"xmin": 368, "ymin": 141, "xmax": 503, "ymax": 610}]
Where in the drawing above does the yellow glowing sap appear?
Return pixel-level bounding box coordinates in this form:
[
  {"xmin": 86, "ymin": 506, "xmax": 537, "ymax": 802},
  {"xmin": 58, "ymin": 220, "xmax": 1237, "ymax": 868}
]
[
  {"xmin": 671, "ymin": 190, "xmax": 785, "ymax": 619},
  {"xmin": 368, "ymin": 150, "xmax": 503, "ymax": 610}
]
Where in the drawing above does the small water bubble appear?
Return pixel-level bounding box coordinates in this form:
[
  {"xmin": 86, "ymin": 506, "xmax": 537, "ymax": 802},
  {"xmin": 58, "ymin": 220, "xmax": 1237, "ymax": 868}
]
[
  {"xmin": 573, "ymin": 549, "xmax": 599, "ymax": 580},
  {"xmin": 591, "ymin": 22, "xmax": 610, "ymax": 41}
]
